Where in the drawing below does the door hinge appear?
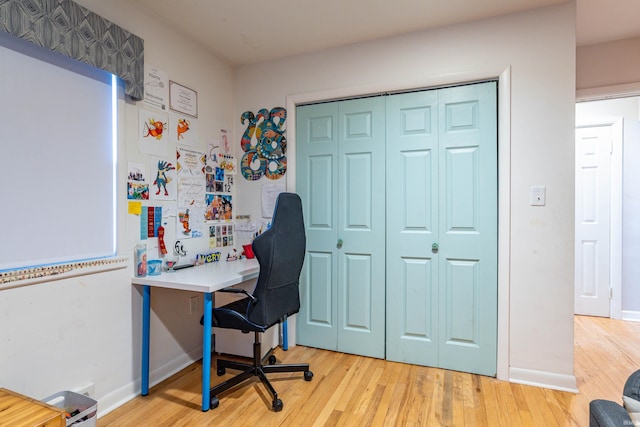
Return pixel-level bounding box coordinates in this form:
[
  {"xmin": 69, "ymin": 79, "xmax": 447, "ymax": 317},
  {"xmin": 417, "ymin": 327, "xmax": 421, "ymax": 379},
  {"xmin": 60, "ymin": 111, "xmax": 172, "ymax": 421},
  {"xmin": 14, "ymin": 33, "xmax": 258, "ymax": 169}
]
[{"xmin": 609, "ymin": 287, "xmax": 613, "ymax": 299}]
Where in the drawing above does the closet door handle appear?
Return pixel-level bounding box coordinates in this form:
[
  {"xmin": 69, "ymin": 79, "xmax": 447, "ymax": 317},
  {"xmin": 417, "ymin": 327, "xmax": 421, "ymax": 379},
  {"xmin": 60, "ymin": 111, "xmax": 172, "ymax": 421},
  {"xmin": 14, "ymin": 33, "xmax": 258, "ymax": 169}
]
[
  {"xmin": 337, "ymin": 239, "xmax": 343, "ymax": 249},
  {"xmin": 432, "ymin": 243, "xmax": 439, "ymax": 252}
]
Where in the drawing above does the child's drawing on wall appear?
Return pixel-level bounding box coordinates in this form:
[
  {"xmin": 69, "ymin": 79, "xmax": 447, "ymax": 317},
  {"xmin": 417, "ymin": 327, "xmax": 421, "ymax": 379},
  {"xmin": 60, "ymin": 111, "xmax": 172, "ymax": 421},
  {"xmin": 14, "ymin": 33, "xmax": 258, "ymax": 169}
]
[{"xmin": 150, "ymin": 159, "xmax": 176, "ymax": 201}]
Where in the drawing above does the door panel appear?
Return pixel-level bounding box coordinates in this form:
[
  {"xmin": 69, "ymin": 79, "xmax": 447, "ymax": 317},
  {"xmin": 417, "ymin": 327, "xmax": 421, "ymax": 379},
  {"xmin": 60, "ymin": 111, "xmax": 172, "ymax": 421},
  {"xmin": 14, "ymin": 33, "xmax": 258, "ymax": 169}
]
[
  {"xmin": 401, "ymin": 258, "xmax": 433, "ymax": 338},
  {"xmin": 306, "ymin": 252, "xmax": 333, "ymax": 326},
  {"xmin": 337, "ymin": 97, "xmax": 386, "ymax": 358},
  {"xmin": 344, "ymin": 153, "xmax": 373, "ymax": 228},
  {"xmin": 343, "ymin": 253, "xmax": 372, "ymax": 329},
  {"xmin": 308, "ymin": 155, "xmax": 333, "ymax": 228},
  {"xmin": 404, "ymin": 152, "xmax": 432, "ymax": 228},
  {"xmin": 575, "ymin": 125, "xmax": 611, "ymax": 317},
  {"xmin": 444, "ymin": 259, "xmax": 479, "ymax": 345},
  {"xmin": 386, "ymin": 90, "xmax": 439, "ymax": 365},
  {"xmin": 437, "ymin": 83, "xmax": 497, "ymax": 376},
  {"xmin": 445, "ymin": 146, "xmax": 478, "ymax": 230},
  {"xmin": 296, "ymin": 97, "xmax": 386, "ymax": 358},
  {"xmin": 296, "ymin": 103, "xmax": 339, "ymax": 350}
]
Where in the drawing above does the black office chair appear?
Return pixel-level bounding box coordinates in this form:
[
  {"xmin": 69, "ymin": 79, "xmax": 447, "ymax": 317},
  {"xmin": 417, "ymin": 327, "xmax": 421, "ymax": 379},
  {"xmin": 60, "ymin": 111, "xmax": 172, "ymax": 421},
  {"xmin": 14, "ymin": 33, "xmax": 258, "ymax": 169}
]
[{"xmin": 201, "ymin": 192, "xmax": 313, "ymax": 411}]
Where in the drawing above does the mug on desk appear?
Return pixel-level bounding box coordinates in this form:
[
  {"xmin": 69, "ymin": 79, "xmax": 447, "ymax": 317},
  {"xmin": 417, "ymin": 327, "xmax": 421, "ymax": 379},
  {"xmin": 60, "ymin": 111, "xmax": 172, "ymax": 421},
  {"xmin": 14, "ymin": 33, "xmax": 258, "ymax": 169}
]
[{"xmin": 242, "ymin": 244, "xmax": 254, "ymax": 259}]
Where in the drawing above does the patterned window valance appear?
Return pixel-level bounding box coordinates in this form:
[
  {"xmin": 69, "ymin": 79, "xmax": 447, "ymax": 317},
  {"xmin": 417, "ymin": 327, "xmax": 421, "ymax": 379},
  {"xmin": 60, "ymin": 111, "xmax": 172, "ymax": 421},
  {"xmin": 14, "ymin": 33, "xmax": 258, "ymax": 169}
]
[{"xmin": 0, "ymin": 0, "xmax": 144, "ymax": 100}]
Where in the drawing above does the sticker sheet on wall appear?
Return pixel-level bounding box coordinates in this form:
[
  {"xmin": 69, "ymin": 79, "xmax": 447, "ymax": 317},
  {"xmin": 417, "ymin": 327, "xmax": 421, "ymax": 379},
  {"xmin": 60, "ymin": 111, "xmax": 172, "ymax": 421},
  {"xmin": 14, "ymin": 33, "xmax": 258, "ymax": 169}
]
[
  {"xmin": 209, "ymin": 223, "xmax": 234, "ymax": 249},
  {"xmin": 208, "ymin": 142, "xmax": 237, "ymax": 176},
  {"xmin": 217, "ymin": 153, "xmax": 237, "ymax": 175},
  {"xmin": 240, "ymin": 107, "xmax": 287, "ymax": 181},
  {"xmin": 205, "ymin": 165, "xmax": 226, "ymax": 193}
]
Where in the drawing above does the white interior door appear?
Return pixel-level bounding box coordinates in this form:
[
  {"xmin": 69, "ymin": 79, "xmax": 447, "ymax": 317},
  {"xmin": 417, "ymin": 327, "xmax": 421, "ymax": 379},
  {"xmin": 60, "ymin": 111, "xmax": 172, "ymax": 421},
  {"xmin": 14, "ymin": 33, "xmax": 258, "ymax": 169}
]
[{"xmin": 575, "ymin": 125, "xmax": 612, "ymax": 317}]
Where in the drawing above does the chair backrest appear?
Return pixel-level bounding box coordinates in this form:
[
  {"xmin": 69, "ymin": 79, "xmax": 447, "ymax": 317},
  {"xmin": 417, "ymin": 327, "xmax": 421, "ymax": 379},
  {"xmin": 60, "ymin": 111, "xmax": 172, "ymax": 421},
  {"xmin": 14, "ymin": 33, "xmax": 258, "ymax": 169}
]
[{"xmin": 247, "ymin": 192, "xmax": 306, "ymax": 327}]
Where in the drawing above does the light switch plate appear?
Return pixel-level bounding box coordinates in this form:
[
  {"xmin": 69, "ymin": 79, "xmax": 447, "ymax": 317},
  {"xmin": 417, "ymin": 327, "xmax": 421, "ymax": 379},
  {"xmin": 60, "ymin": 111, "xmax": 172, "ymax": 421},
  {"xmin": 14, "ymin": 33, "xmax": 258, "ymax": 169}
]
[{"xmin": 530, "ymin": 186, "xmax": 546, "ymax": 206}]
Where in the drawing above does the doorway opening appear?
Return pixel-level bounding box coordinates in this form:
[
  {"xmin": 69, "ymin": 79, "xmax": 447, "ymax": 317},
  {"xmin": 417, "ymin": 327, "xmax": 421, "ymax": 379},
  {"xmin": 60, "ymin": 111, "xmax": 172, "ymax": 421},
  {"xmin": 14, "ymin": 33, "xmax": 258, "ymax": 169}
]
[{"xmin": 575, "ymin": 96, "xmax": 640, "ymax": 320}]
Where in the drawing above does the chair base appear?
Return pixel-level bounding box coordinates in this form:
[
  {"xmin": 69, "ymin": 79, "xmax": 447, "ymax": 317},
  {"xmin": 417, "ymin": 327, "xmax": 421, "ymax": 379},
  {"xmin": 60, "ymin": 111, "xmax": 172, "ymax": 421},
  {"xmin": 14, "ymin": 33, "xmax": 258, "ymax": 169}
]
[{"xmin": 209, "ymin": 331, "xmax": 313, "ymax": 412}]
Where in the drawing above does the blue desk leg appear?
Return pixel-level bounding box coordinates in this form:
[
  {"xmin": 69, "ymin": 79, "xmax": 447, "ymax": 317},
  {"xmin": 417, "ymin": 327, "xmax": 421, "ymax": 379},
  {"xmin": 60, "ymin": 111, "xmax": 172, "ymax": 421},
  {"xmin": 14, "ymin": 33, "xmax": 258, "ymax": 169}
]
[
  {"xmin": 141, "ymin": 285, "xmax": 150, "ymax": 396},
  {"xmin": 202, "ymin": 292, "xmax": 213, "ymax": 411},
  {"xmin": 283, "ymin": 316, "xmax": 288, "ymax": 351}
]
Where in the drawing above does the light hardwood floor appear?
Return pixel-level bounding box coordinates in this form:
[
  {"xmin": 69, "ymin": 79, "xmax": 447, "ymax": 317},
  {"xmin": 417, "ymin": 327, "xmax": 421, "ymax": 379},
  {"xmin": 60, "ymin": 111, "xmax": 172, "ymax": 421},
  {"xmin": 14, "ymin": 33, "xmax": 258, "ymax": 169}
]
[{"xmin": 98, "ymin": 315, "xmax": 640, "ymax": 426}]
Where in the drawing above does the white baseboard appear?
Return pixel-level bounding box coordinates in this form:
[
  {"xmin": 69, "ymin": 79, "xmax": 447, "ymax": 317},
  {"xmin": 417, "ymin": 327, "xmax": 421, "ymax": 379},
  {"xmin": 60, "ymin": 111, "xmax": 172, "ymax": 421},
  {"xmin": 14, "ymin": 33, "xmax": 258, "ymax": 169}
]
[
  {"xmin": 96, "ymin": 346, "xmax": 202, "ymax": 418},
  {"xmin": 621, "ymin": 310, "xmax": 640, "ymax": 322},
  {"xmin": 509, "ymin": 367, "xmax": 578, "ymax": 393}
]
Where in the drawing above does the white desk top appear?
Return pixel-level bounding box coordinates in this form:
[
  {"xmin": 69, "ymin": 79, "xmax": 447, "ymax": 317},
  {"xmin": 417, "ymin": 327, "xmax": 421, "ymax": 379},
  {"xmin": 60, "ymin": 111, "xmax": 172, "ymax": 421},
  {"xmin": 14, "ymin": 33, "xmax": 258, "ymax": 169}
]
[{"xmin": 131, "ymin": 258, "xmax": 260, "ymax": 293}]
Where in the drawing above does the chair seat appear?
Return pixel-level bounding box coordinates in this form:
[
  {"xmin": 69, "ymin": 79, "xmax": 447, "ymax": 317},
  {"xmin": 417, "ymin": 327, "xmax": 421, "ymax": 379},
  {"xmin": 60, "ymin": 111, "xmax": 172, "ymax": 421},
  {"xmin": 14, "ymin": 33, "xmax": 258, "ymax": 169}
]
[
  {"xmin": 200, "ymin": 297, "xmax": 267, "ymax": 333},
  {"xmin": 219, "ymin": 296, "xmax": 250, "ymax": 316}
]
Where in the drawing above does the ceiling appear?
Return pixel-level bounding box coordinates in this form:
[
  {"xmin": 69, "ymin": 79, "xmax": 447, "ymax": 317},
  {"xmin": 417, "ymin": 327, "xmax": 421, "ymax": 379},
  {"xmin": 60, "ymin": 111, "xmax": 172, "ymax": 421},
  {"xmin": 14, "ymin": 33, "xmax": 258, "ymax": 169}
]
[{"xmin": 133, "ymin": 0, "xmax": 640, "ymax": 66}]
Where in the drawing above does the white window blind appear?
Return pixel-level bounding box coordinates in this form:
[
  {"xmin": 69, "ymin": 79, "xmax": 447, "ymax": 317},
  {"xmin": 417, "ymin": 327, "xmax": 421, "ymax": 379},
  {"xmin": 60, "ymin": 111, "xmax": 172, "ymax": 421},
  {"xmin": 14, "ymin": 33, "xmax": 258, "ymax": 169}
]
[{"xmin": 0, "ymin": 32, "xmax": 117, "ymax": 271}]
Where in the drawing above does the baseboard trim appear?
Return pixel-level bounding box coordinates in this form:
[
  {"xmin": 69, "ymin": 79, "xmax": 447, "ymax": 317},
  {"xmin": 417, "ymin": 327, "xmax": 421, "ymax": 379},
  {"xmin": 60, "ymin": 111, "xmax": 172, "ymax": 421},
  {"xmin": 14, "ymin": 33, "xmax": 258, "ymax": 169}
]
[
  {"xmin": 96, "ymin": 346, "xmax": 202, "ymax": 418},
  {"xmin": 621, "ymin": 310, "xmax": 640, "ymax": 322},
  {"xmin": 509, "ymin": 367, "xmax": 578, "ymax": 393}
]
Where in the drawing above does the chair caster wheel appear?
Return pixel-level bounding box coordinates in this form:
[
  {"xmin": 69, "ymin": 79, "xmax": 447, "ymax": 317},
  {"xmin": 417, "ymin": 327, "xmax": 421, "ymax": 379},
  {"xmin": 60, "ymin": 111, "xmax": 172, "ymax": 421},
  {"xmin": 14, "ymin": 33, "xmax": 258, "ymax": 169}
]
[
  {"xmin": 304, "ymin": 371, "xmax": 314, "ymax": 381},
  {"xmin": 217, "ymin": 367, "xmax": 226, "ymax": 376},
  {"xmin": 268, "ymin": 355, "xmax": 277, "ymax": 365},
  {"xmin": 210, "ymin": 396, "xmax": 219, "ymax": 409},
  {"xmin": 272, "ymin": 398, "xmax": 283, "ymax": 412}
]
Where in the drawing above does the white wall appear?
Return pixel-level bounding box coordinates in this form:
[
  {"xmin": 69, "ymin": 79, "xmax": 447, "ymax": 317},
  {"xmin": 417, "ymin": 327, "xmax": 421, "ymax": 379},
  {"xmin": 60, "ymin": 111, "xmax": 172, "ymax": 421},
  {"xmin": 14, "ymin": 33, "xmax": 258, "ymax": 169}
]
[
  {"xmin": 0, "ymin": 0, "xmax": 236, "ymax": 415},
  {"xmin": 576, "ymin": 97, "xmax": 640, "ymax": 318},
  {"xmin": 235, "ymin": 2, "xmax": 577, "ymax": 391},
  {"xmin": 577, "ymin": 36, "xmax": 640, "ymax": 93}
]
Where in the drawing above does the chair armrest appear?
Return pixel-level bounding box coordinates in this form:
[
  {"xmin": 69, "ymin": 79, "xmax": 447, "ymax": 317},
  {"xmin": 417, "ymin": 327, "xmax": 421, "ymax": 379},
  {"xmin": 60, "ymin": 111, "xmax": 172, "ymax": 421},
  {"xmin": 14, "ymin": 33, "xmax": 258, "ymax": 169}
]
[
  {"xmin": 217, "ymin": 287, "xmax": 257, "ymax": 303},
  {"xmin": 589, "ymin": 399, "xmax": 631, "ymax": 427}
]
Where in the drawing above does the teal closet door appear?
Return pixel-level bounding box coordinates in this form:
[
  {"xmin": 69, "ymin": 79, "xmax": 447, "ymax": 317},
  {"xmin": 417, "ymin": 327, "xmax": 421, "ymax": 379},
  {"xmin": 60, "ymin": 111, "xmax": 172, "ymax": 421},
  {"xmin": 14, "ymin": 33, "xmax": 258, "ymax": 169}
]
[
  {"xmin": 296, "ymin": 97, "xmax": 386, "ymax": 359},
  {"xmin": 296, "ymin": 102, "xmax": 340, "ymax": 351},
  {"xmin": 385, "ymin": 90, "xmax": 440, "ymax": 366},
  {"xmin": 386, "ymin": 82, "xmax": 498, "ymax": 376},
  {"xmin": 437, "ymin": 82, "xmax": 497, "ymax": 376},
  {"xmin": 335, "ymin": 97, "xmax": 386, "ymax": 358},
  {"xmin": 298, "ymin": 82, "xmax": 497, "ymax": 375}
]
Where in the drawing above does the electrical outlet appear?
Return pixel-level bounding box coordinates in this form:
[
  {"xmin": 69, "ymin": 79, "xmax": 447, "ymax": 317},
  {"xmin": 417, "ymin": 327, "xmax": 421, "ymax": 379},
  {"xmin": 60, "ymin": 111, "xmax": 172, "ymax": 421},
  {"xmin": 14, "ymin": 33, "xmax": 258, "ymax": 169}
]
[
  {"xmin": 75, "ymin": 382, "xmax": 95, "ymax": 398},
  {"xmin": 530, "ymin": 186, "xmax": 546, "ymax": 206},
  {"xmin": 189, "ymin": 295, "xmax": 199, "ymax": 315}
]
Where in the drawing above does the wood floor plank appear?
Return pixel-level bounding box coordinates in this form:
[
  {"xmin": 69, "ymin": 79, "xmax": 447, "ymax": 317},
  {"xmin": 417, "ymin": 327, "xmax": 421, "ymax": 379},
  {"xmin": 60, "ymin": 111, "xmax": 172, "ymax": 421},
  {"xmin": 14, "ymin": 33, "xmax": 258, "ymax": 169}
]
[
  {"xmin": 495, "ymin": 378, "xmax": 524, "ymax": 427},
  {"xmin": 521, "ymin": 384, "xmax": 560, "ymax": 427},
  {"xmin": 459, "ymin": 372, "xmax": 477, "ymax": 427},
  {"xmin": 310, "ymin": 352, "xmax": 364, "ymax": 426},
  {"xmin": 471, "ymin": 375, "xmax": 490, "ymax": 427},
  {"xmin": 98, "ymin": 315, "xmax": 640, "ymax": 426},
  {"xmin": 368, "ymin": 360, "xmax": 405, "ymax": 426}
]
